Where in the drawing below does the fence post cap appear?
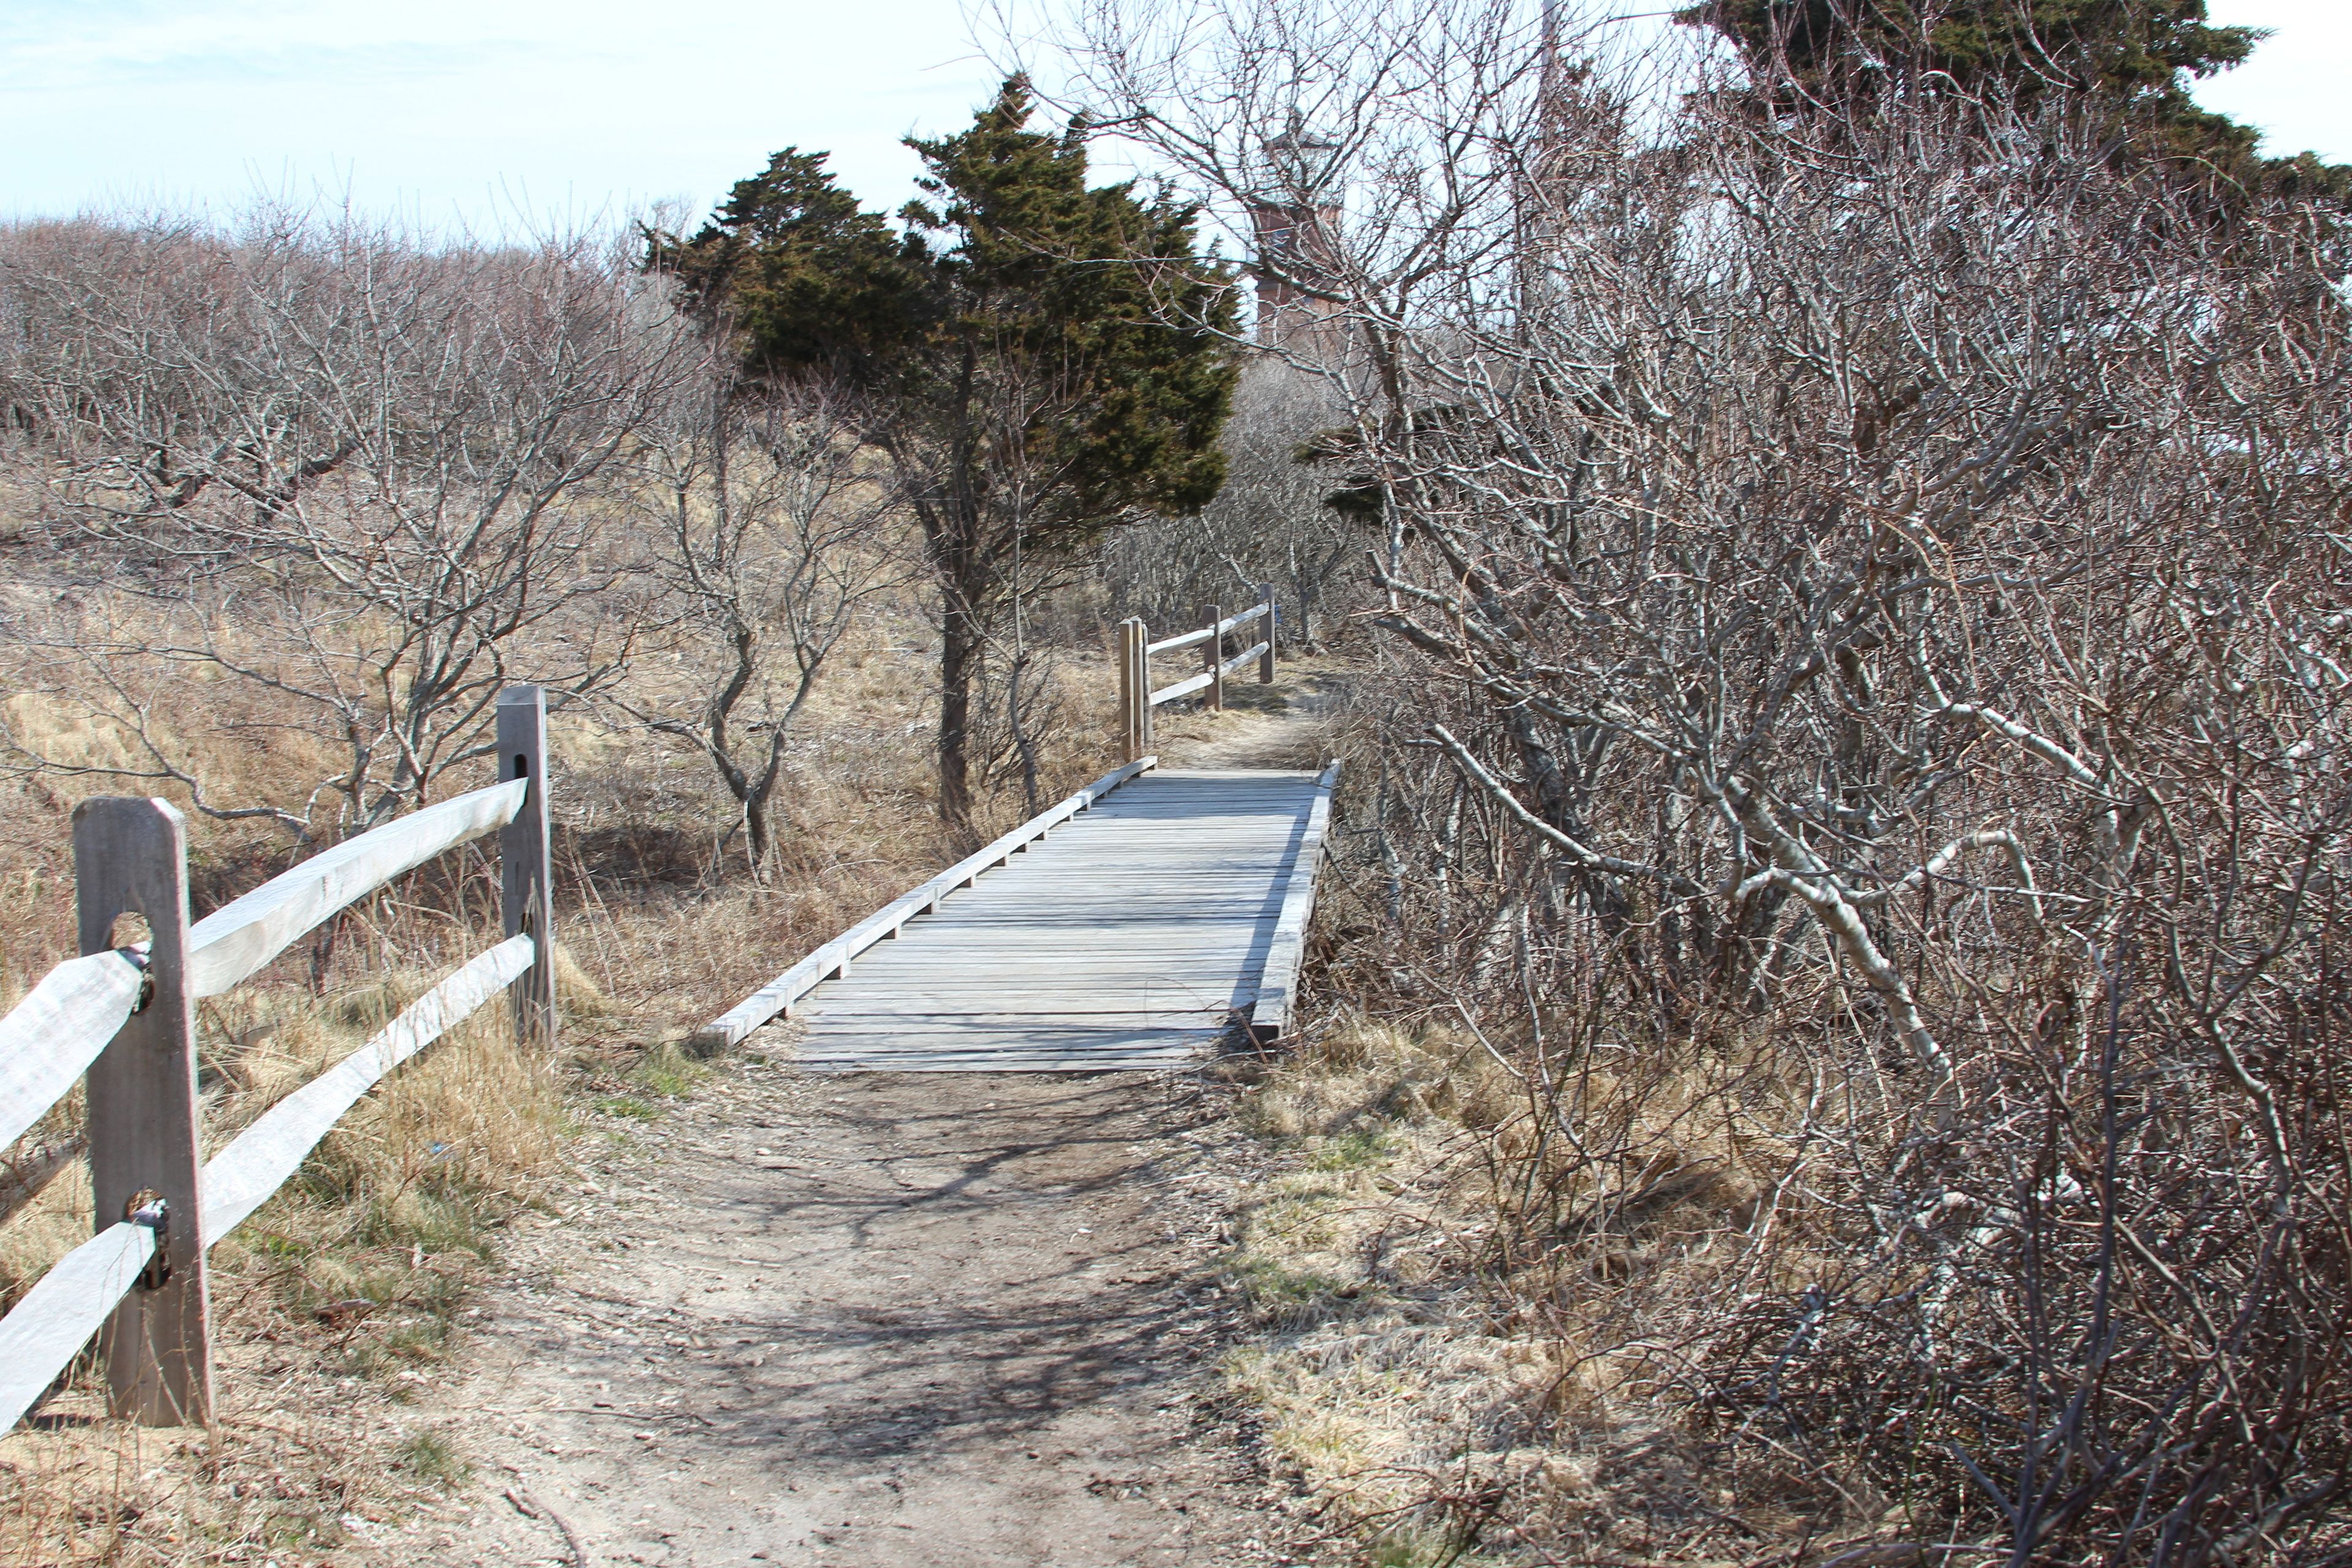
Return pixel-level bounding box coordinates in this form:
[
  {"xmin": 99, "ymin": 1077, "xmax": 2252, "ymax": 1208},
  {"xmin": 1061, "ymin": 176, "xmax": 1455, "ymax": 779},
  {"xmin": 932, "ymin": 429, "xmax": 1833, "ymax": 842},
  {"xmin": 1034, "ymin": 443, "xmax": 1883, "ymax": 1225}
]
[{"xmin": 71, "ymin": 795, "xmax": 187, "ymax": 829}]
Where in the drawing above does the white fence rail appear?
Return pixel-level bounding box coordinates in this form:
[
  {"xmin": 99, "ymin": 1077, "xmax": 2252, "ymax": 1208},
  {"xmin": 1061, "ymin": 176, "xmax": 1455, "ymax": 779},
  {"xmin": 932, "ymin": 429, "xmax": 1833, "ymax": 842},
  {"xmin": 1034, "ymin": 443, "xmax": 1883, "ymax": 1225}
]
[
  {"xmin": 0, "ymin": 1218, "xmax": 159, "ymax": 1431},
  {"xmin": 187, "ymin": 778, "xmax": 529, "ymax": 998},
  {"xmin": 202, "ymin": 933, "xmax": 538, "ymax": 1242},
  {"xmin": 0, "ymin": 953, "xmax": 146, "ymax": 1153},
  {"xmin": 0, "ymin": 685, "xmax": 557, "ymax": 1431},
  {"xmin": 1144, "ymin": 600, "xmax": 1270, "ymax": 658}
]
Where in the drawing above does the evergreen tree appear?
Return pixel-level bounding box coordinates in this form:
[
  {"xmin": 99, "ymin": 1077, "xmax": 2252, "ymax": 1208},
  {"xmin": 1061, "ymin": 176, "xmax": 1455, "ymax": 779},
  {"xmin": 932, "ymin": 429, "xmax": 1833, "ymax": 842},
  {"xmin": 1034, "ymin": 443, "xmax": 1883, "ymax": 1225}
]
[
  {"xmin": 647, "ymin": 147, "xmax": 922, "ymax": 373},
  {"xmin": 1681, "ymin": 0, "xmax": 2350, "ymax": 200},
  {"xmin": 653, "ymin": 79, "xmax": 1238, "ymax": 830}
]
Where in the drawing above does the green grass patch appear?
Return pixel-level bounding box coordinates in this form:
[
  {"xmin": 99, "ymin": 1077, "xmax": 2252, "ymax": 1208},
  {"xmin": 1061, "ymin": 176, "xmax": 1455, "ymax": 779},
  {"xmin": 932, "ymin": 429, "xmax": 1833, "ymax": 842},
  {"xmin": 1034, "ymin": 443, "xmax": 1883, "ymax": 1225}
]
[
  {"xmin": 1309, "ymin": 1128, "xmax": 1392, "ymax": 1170},
  {"xmin": 245, "ymin": 1171, "xmax": 510, "ymax": 1384},
  {"xmin": 631, "ymin": 1041, "xmax": 703, "ymax": 1098},
  {"xmin": 1234, "ymin": 1253, "xmax": 1355, "ymax": 1314},
  {"xmin": 393, "ymin": 1431, "xmax": 470, "ymax": 1490}
]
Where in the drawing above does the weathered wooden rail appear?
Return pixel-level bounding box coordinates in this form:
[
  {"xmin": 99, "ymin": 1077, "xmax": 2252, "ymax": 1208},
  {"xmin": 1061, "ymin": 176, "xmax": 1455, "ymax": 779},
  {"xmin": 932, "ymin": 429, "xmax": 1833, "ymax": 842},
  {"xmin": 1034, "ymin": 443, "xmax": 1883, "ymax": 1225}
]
[
  {"xmin": 1114, "ymin": 587, "xmax": 1279, "ymax": 763},
  {"xmin": 0, "ymin": 686, "xmax": 558, "ymax": 1431},
  {"xmin": 1251, "ymin": 762, "xmax": 1338, "ymax": 1039}
]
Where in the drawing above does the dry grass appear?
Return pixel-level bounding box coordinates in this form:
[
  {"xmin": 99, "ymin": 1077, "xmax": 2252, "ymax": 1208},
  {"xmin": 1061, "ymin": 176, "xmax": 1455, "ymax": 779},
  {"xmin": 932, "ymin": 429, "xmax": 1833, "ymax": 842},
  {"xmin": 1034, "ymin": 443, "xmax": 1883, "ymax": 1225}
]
[
  {"xmin": 1223, "ymin": 1019, "xmax": 1551, "ymax": 1568},
  {"xmin": 1220, "ymin": 1012, "xmax": 1816, "ymax": 1566},
  {"xmin": 0, "ymin": 568, "xmax": 1135, "ymax": 1563}
]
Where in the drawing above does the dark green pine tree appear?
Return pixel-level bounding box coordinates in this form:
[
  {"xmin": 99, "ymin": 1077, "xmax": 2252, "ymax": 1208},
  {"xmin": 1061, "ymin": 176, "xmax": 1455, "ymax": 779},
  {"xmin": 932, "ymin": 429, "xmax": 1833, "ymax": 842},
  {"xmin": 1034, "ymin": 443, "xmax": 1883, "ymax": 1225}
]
[
  {"xmin": 1681, "ymin": 0, "xmax": 2351, "ymax": 201},
  {"xmin": 647, "ymin": 146, "xmax": 925, "ymax": 375},
  {"xmin": 653, "ymin": 78, "xmax": 1238, "ymax": 831}
]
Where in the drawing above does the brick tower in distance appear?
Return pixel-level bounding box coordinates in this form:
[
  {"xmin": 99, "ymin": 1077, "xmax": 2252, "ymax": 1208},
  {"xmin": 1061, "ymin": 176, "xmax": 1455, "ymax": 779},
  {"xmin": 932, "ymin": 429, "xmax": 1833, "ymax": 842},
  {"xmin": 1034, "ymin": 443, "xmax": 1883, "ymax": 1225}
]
[{"xmin": 1245, "ymin": 127, "xmax": 1341, "ymax": 352}]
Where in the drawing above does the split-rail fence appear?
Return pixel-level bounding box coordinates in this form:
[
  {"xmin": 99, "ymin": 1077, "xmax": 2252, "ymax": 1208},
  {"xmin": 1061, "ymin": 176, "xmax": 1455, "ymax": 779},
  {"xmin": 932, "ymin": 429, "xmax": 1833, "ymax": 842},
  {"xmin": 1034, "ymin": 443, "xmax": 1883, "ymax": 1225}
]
[
  {"xmin": 0, "ymin": 616, "xmax": 1337, "ymax": 1436},
  {"xmin": 0, "ymin": 687, "xmax": 557, "ymax": 1432},
  {"xmin": 1113, "ymin": 587, "xmax": 1278, "ymax": 763}
]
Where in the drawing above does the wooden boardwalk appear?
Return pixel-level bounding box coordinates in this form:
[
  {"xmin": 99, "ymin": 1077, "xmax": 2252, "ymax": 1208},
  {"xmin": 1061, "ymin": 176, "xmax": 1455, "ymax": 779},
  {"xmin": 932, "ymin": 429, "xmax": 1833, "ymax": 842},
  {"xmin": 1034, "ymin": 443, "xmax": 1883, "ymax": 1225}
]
[{"xmin": 785, "ymin": 769, "xmax": 1327, "ymax": 1072}]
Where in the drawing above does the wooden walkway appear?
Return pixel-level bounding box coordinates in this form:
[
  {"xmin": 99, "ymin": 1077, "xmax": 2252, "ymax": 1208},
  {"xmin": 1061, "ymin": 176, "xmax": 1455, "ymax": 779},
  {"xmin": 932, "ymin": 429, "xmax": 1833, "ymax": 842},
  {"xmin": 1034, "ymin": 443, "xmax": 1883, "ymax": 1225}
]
[{"xmin": 784, "ymin": 769, "xmax": 1327, "ymax": 1072}]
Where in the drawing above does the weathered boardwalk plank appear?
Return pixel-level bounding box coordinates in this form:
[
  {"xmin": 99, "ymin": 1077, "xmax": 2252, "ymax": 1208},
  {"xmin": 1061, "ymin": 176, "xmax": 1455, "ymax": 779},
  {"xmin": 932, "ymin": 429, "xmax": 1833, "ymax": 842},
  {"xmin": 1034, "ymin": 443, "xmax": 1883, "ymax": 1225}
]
[{"xmin": 783, "ymin": 769, "xmax": 1325, "ymax": 1072}]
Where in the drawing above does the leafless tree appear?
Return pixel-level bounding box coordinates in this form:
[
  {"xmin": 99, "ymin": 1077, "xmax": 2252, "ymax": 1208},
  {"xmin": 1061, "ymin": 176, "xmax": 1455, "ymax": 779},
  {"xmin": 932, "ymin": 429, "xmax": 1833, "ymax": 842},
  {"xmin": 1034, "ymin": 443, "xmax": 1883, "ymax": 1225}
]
[
  {"xmin": 624, "ymin": 361, "xmax": 910, "ymax": 873},
  {"xmin": 1061, "ymin": 2, "xmax": 2352, "ymax": 1561},
  {"xmin": 0, "ymin": 205, "xmax": 685, "ymax": 837}
]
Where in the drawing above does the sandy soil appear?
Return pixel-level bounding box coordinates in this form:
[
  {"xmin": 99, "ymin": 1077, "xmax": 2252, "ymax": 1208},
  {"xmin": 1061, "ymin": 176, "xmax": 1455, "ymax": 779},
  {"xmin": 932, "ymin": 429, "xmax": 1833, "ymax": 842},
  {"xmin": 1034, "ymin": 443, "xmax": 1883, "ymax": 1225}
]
[
  {"xmin": 388, "ymin": 1066, "xmax": 1302, "ymax": 1568},
  {"xmin": 378, "ymin": 676, "xmax": 1349, "ymax": 1567}
]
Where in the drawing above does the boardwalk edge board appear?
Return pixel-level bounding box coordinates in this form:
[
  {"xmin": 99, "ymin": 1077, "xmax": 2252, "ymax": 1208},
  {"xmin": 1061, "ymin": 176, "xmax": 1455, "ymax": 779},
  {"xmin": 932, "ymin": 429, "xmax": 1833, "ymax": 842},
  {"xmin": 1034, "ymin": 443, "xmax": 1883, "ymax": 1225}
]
[{"xmin": 1247, "ymin": 761, "xmax": 1342, "ymax": 1042}]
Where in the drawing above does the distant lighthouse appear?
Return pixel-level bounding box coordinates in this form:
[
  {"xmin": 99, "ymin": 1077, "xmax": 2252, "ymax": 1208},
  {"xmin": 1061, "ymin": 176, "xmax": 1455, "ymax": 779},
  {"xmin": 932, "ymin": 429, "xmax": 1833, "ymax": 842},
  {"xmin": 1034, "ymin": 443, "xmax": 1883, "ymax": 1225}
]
[{"xmin": 1245, "ymin": 126, "xmax": 1340, "ymax": 350}]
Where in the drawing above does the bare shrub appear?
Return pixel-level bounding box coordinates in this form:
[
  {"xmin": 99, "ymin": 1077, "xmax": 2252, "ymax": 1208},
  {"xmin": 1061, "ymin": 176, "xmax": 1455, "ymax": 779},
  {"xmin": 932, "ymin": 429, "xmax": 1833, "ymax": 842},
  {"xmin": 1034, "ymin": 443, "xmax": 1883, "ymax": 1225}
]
[
  {"xmin": 1068, "ymin": 1, "xmax": 2352, "ymax": 1560},
  {"xmin": 0, "ymin": 206, "xmax": 687, "ymax": 835},
  {"xmin": 624, "ymin": 364, "xmax": 913, "ymax": 873}
]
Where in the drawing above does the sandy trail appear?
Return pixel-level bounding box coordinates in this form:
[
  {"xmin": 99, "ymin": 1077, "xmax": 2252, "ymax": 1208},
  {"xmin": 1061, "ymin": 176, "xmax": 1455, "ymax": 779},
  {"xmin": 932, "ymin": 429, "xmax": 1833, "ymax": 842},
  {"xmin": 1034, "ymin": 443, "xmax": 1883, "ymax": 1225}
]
[
  {"xmin": 398, "ymin": 1068, "xmax": 1285, "ymax": 1567},
  {"xmin": 387, "ymin": 681, "xmax": 1345, "ymax": 1567}
]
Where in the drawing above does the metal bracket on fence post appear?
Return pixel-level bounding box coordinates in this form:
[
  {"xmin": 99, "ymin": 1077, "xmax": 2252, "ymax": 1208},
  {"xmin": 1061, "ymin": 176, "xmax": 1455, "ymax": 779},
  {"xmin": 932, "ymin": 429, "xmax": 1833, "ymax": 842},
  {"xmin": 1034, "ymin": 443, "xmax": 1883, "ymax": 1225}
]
[
  {"xmin": 498, "ymin": 685, "xmax": 557, "ymax": 1050},
  {"xmin": 1204, "ymin": 603, "xmax": 1223, "ymax": 712},
  {"xmin": 75, "ymin": 796, "xmax": 211, "ymax": 1427},
  {"xmin": 1259, "ymin": 584, "xmax": 1278, "ymax": 684},
  {"xmin": 126, "ymin": 1190, "xmax": 170, "ymax": 1289}
]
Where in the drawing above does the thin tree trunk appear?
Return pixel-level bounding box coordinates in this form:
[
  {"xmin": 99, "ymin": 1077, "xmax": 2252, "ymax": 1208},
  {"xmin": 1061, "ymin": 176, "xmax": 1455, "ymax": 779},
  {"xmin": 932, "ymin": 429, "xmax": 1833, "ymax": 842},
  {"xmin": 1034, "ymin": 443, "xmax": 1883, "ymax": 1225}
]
[
  {"xmin": 1008, "ymin": 649, "xmax": 1042, "ymax": 816},
  {"xmin": 938, "ymin": 611, "xmax": 978, "ymax": 834},
  {"xmin": 745, "ymin": 797, "xmax": 772, "ymax": 874}
]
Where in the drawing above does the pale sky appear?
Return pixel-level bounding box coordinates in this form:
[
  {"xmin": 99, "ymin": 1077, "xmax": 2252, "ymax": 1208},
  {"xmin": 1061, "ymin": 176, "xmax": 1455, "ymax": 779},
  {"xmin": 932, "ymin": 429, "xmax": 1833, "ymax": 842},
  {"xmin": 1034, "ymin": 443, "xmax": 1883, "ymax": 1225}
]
[
  {"xmin": 0, "ymin": 0, "xmax": 1009, "ymax": 233},
  {"xmin": 1, "ymin": 1, "xmax": 2344, "ymax": 235},
  {"xmin": 2190, "ymin": 0, "xmax": 2350, "ymax": 167}
]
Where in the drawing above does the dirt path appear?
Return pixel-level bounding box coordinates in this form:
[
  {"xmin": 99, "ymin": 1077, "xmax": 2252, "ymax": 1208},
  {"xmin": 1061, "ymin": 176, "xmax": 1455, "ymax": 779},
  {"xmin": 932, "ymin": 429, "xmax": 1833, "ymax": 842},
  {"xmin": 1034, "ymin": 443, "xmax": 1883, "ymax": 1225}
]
[
  {"xmin": 396, "ymin": 1068, "xmax": 1293, "ymax": 1567},
  {"xmin": 1151, "ymin": 666, "xmax": 1348, "ymax": 774},
  {"xmin": 386, "ymin": 684, "xmax": 1348, "ymax": 1567}
]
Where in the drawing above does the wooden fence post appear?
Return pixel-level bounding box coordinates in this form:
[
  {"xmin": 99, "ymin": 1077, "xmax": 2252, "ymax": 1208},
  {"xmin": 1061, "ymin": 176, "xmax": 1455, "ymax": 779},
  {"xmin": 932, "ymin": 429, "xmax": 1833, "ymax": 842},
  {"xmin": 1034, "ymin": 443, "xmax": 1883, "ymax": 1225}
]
[
  {"xmin": 497, "ymin": 686, "xmax": 557, "ymax": 1050},
  {"xmin": 1133, "ymin": 620, "xmax": 1153, "ymax": 754},
  {"xmin": 1259, "ymin": 584, "xmax": 1278, "ymax": 683},
  {"xmin": 1116, "ymin": 619, "xmax": 1138, "ymax": 763},
  {"xmin": 75, "ymin": 796, "xmax": 210, "ymax": 1426},
  {"xmin": 1204, "ymin": 603, "xmax": 1223, "ymax": 712}
]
